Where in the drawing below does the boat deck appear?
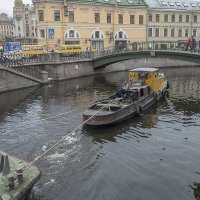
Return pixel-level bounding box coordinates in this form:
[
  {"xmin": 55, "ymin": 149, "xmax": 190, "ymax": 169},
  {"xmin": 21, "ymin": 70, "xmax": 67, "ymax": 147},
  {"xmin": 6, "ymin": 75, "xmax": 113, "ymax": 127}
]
[{"xmin": 0, "ymin": 151, "xmax": 41, "ymax": 200}]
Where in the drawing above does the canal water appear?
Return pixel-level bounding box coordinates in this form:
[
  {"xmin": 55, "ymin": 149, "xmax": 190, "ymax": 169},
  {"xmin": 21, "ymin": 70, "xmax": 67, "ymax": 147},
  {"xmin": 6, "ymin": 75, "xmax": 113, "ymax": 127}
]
[{"xmin": 0, "ymin": 67, "xmax": 200, "ymax": 200}]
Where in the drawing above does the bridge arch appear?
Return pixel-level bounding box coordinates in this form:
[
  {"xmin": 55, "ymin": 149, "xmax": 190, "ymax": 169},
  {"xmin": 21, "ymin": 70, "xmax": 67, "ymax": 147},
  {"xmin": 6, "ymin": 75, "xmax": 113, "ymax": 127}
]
[{"xmin": 92, "ymin": 50, "xmax": 200, "ymax": 68}]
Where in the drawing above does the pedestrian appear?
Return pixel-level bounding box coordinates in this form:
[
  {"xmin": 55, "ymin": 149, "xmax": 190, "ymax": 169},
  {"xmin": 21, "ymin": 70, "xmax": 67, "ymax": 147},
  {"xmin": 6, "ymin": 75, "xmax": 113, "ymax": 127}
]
[
  {"xmin": 185, "ymin": 38, "xmax": 192, "ymax": 51},
  {"xmin": 149, "ymin": 43, "xmax": 152, "ymax": 50},
  {"xmin": 118, "ymin": 42, "xmax": 122, "ymax": 52},
  {"xmin": 192, "ymin": 36, "xmax": 197, "ymax": 52}
]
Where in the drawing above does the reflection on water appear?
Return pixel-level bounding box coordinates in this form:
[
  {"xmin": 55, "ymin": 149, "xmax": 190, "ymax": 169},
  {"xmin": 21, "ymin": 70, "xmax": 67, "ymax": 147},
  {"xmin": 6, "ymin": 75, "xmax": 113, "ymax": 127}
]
[
  {"xmin": 0, "ymin": 67, "xmax": 200, "ymax": 200},
  {"xmin": 82, "ymin": 104, "xmax": 160, "ymax": 143}
]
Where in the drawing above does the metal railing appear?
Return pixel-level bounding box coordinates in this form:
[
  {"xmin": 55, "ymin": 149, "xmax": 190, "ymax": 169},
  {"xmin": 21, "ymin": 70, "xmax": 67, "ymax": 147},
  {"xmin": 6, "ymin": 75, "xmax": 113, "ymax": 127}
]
[
  {"xmin": 1, "ymin": 41, "xmax": 200, "ymax": 64},
  {"xmin": 92, "ymin": 41, "xmax": 200, "ymax": 59}
]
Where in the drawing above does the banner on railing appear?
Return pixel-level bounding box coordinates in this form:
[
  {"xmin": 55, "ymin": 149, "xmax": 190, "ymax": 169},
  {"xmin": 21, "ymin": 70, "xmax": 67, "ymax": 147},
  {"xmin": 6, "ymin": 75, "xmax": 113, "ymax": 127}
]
[{"xmin": 3, "ymin": 42, "xmax": 22, "ymax": 53}]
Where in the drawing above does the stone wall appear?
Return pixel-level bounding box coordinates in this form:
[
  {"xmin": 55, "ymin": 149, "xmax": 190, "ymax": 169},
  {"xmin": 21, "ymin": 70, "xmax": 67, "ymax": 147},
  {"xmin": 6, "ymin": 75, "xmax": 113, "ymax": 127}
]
[
  {"xmin": 29, "ymin": 60, "xmax": 95, "ymax": 81},
  {"xmin": 0, "ymin": 57, "xmax": 199, "ymax": 93},
  {"xmin": 0, "ymin": 68, "xmax": 39, "ymax": 93}
]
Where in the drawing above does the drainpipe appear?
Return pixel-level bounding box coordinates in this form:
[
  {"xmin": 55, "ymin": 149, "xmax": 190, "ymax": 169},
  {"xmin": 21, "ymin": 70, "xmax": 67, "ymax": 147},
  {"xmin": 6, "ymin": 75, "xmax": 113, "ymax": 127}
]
[
  {"xmin": 146, "ymin": 7, "xmax": 149, "ymax": 46},
  {"xmin": 190, "ymin": 11, "xmax": 194, "ymax": 37}
]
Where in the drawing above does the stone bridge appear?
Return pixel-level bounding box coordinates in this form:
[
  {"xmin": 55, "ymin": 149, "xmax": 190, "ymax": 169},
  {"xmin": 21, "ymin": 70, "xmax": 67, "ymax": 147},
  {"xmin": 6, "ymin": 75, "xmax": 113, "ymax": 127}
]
[{"xmin": 92, "ymin": 50, "xmax": 200, "ymax": 68}]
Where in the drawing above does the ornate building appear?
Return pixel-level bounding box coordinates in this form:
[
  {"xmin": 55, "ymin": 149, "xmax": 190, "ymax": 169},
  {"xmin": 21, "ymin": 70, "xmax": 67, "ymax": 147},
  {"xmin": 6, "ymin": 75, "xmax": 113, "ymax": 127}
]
[
  {"xmin": 33, "ymin": 0, "xmax": 147, "ymax": 50},
  {"xmin": 145, "ymin": 0, "xmax": 200, "ymax": 48},
  {"xmin": 13, "ymin": 0, "xmax": 37, "ymax": 44},
  {"xmin": 0, "ymin": 13, "xmax": 14, "ymax": 41}
]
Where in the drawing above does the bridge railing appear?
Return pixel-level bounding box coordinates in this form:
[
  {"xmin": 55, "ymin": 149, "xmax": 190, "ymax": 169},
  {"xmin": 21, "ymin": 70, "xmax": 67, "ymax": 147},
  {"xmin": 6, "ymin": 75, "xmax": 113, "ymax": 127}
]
[
  {"xmin": 1, "ymin": 41, "xmax": 200, "ymax": 64},
  {"xmin": 92, "ymin": 41, "xmax": 200, "ymax": 59}
]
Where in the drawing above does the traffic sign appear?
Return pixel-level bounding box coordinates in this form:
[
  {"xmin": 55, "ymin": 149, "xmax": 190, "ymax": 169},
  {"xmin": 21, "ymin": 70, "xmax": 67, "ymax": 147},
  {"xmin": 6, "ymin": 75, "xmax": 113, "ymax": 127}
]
[{"xmin": 48, "ymin": 28, "xmax": 54, "ymax": 35}]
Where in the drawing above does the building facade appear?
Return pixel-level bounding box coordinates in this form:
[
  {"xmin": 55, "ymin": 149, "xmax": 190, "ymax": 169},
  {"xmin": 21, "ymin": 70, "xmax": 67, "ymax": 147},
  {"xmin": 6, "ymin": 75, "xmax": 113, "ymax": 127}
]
[
  {"xmin": 0, "ymin": 13, "xmax": 14, "ymax": 41},
  {"xmin": 13, "ymin": 0, "xmax": 37, "ymax": 44},
  {"xmin": 145, "ymin": 0, "xmax": 200, "ymax": 48},
  {"xmin": 33, "ymin": 0, "xmax": 147, "ymax": 50}
]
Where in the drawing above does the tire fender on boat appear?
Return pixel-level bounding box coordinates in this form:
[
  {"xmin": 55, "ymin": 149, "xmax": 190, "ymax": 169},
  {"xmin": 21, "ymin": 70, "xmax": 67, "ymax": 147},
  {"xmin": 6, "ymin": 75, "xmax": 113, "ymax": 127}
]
[
  {"xmin": 162, "ymin": 90, "xmax": 166, "ymax": 98},
  {"xmin": 166, "ymin": 81, "xmax": 170, "ymax": 89}
]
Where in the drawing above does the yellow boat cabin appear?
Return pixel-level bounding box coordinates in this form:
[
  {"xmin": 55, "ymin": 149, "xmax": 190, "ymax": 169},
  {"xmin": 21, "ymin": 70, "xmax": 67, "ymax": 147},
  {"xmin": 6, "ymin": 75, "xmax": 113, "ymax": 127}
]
[{"xmin": 128, "ymin": 68, "xmax": 168, "ymax": 93}]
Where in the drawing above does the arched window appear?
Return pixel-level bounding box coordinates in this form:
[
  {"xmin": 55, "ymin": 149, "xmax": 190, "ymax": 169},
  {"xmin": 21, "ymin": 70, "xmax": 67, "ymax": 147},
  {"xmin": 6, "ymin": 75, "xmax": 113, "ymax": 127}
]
[
  {"xmin": 91, "ymin": 30, "xmax": 104, "ymax": 39},
  {"xmin": 65, "ymin": 29, "xmax": 80, "ymax": 39},
  {"xmin": 115, "ymin": 30, "xmax": 128, "ymax": 39}
]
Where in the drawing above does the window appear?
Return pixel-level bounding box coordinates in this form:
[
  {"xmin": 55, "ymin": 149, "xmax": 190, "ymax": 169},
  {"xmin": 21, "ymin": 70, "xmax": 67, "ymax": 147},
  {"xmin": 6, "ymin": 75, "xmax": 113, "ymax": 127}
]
[
  {"xmin": 193, "ymin": 29, "xmax": 197, "ymax": 37},
  {"xmin": 95, "ymin": 13, "xmax": 100, "ymax": 23},
  {"xmin": 194, "ymin": 15, "xmax": 197, "ymax": 23},
  {"xmin": 25, "ymin": 14, "xmax": 28, "ymax": 19},
  {"xmin": 183, "ymin": 3, "xmax": 188, "ymax": 7},
  {"xmin": 69, "ymin": 11, "xmax": 74, "ymax": 22},
  {"xmin": 171, "ymin": 14, "xmax": 175, "ymax": 22},
  {"xmin": 175, "ymin": 2, "xmax": 181, "ymax": 6},
  {"xmin": 107, "ymin": 13, "xmax": 111, "ymax": 23},
  {"xmin": 186, "ymin": 15, "xmax": 189, "ymax": 22},
  {"xmin": 161, "ymin": 1, "xmax": 167, "ymax": 6},
  {"xmin": 179, "ymin": 15, "xmax": 182, "ymax": 22},
  {"xmin": 69, "ymin": 30, "xmax": 74, "ymax": 37},
  {"xmin": 148, "ymin": 14, "xmax": 152, "ymax": 22},
  {"xmin": 190, "ymin": 3, "xmax": 196, "ymax": 7},
  {"xmin": 26, "ymin": 26, "xmax": 29, "ymax": 37},
  {"xmin": 38, "ymin": 10, "xmax": 44, "ymax": 21},
  {"xmin": 155, "ymin": 28, "xmax": 159, "ymax": 37},
  {"xmin": 54, "ymin": 10, "xmax": 60, "ymax": 21},
  {"xmin": 130, "ymin": 15, "xmax": 135, "ymax": 24},
  {"xmin": 39, "ymin": 29, "xmax": 45, "ymax": 38},
  {"xmin": 118, "ymin": 14, "xmax": 123, "ymax": 24},
  {"xmin": 178, "ymin": 29, "xmax": 182, "ymax": 37},
  {"xmin": 185, "ymin": 29, "xmax": 189, "ymax": 37},
  {"xmin": 95, "ymin": 31, "xmax": 100, "ymax": 38},
  {"xmin": 164, "ymin": 28, "xmax": 168, "ymax": 37},
  {"xmin": 171, "ymin": 28, "xmax": 175, "ymax": 37},
  {"xmin": 168, "ymin": 2, "xmax": 174, "ymax": 6},
  {"xmin": 164, "ymin": 14, "xmax": 168, "ymax": 22},
  {"xmin": 139, "ymin": 15, "xmax": 144, "ymax": 24},
  {"xmin": 148, "ymin": 28, "xmax": 152, "ymax": 37},
  {"xmin": 119, "ymin": 31, "xmax": 123, "ymax": 38},
  {"xmin": 156, "ymin": 14, "xmax": 160, "ymax": 22}
]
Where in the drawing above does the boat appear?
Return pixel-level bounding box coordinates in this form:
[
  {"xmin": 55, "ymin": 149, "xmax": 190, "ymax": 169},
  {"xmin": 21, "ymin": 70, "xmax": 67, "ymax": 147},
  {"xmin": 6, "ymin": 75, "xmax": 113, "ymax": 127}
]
[
  {"xmin": 0, "ymin": 151, "xmax": 41, "ymax": 200},
  {"xmin": 83, "ymin": 68, "xmax": 169, "ymax": 126}
]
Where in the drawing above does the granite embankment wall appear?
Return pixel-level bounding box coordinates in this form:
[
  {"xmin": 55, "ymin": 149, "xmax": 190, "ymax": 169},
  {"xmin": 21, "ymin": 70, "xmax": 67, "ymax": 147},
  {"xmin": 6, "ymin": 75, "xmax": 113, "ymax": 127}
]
[
  {"xmin": 0, "ymin": 58, "xmax": 198, "ymax": 93},
  {"xmin": 29, "ymin": 60, "xmax": 95, "ymax": 80},
  {"xmin": 0, "ymin": 67, "xmax": 39, "ymax": 93}
]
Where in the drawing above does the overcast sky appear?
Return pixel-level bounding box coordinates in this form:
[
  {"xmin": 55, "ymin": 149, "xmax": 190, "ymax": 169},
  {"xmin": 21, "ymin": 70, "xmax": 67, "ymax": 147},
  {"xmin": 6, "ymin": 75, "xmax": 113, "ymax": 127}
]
[{"xmin": 0, "ymin": 0, "xmax": 32, "ymax": 16}]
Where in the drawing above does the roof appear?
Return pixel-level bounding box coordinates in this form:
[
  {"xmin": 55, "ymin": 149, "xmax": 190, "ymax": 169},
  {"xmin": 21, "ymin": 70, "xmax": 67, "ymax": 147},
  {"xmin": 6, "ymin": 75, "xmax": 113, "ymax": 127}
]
[
  {"xmin": 130, "ymin": 68, "xmax": 159, "ymax": 72},
  {"xmin": 144, "ymin": 0, "xmax": 200, "ymax": 10},
  {"xmin": 70, "ymin": 0, "xmax": 146, "ymax": 6},
  {"xmin": 33, "ymin": 0, "xmax": 146, "ymax": 7}
]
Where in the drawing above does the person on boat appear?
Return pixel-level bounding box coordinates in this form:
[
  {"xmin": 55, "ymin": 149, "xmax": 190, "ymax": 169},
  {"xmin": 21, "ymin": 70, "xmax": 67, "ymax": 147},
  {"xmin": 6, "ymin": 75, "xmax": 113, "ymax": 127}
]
[
  {"xmin": 124, "ymin": 81, "xmax": 129, "ymax": 89},
  {"xmin": 116, "ymin": 89, "xmax": 126, "ymax": 98}
]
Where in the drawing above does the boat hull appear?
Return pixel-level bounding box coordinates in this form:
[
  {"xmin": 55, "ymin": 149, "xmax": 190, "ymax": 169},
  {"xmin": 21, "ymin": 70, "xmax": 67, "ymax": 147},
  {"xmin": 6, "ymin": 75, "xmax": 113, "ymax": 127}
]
[{"xmin": 83, "ymin": 91, "xmax": 165, "ymax": 126}]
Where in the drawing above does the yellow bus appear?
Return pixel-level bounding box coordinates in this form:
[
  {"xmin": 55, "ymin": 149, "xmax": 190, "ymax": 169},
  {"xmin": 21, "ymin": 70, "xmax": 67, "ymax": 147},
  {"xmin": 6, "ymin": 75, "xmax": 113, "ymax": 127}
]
[
  {"xmin": 54, "ymin": 45, "xmax": 82, "ymax": 55},
  {"xmin": 22, "ymin": 45, "xmax": 45, "ymax": 56}
]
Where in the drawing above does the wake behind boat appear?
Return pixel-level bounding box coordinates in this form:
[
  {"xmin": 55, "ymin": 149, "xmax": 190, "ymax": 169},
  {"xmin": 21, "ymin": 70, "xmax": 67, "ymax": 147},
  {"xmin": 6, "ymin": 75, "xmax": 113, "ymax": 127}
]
[{"xmin": 83, "ymin": 68, "xmax": 169, "ymax": 126}]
